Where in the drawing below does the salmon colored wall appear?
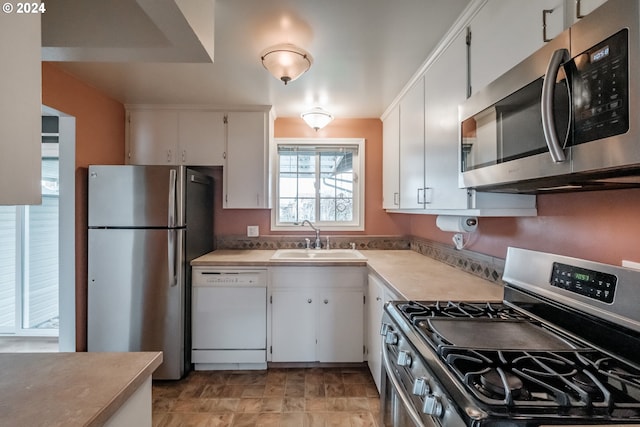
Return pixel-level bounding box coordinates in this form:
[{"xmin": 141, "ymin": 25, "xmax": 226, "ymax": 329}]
[
  {"xmin": 214, "ymin": 117, "xmax": 408, "ymax": 237},
  {"xmin": 405, "ymin": 189, "xmax": 640, "ymax": 266},
  {"xmin": 42, "ymin": 62, "xmax": 125, "ymax": 351}
]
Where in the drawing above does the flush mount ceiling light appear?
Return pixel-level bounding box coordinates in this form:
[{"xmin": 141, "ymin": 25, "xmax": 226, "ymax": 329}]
[
  {"xmin": 301, "ymin": 107, "xmax": 334, "ymax": 131},
  {"xmin": 261, "ymin": 43, "xmax": 313, "ymax": 85}
]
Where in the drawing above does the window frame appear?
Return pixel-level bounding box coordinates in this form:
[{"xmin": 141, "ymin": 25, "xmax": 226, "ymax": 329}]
[{"xmin": 271, "ymin": 138, "xmax": 365, "ymax": 231}]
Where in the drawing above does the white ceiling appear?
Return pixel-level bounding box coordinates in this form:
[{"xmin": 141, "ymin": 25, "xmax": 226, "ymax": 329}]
[{"xmin": 43, "ymin": 0, "xmax": 471, "ymax": 118}]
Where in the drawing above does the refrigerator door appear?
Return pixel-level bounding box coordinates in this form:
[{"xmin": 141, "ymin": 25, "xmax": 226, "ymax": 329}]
[
  {"xmin": 87, "ymin": 227, "xmax": 185, "ymax": 380},
  {"xmin": 88, "ymin": 165, "xmax": 186, "ymax": 228}
]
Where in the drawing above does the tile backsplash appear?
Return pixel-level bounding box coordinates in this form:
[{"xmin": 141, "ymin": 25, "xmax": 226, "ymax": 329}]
[{"xmin": 216, "ymin": 235, "xmax": 410, "ymax": 250}]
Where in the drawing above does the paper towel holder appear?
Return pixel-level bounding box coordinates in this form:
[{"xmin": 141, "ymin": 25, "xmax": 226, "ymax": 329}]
[{"xmin": 435, "ymin": 215, "xmax": 478, "ymax": 250}]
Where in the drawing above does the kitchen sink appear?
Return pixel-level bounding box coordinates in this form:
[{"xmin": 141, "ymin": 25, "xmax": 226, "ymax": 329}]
[{"xmin": 270, "ymin": 249, "xmax": 367, "ymax": 261}]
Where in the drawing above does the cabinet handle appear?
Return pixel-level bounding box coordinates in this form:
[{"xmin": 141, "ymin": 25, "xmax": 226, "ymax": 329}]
[
  {"xmin": 393, "ymin": 192, "xmax": 399, "ymax": 206},
  {"xmin": 576, "ymin": 0, "xmax": 585, "ymax": 19},
  {"xmin": 376, "ymin": 297, "xmax": 382, "ymax": 301},
  {"xmin": 181, "ymin": 149, "xmax": 186, "ymax": 163},
  {"xmin": 417, "ymin": 188, "xmax": 424, "ymax": 204},
  {"xmin": 307, "ymin": 299, "xmax": 312, "ymax": 304},
  {"xmin": 167, "ymin": 149, "xmax": 172, "ymax": 163},
  {"xmin": 324, "ymin": 299, "xmax": 329, "ymax": 304},
  {"xmin": 424, "ymin": 187, "xmax": 432, "ymax": 204},
  {"xmin": 542, "ymin": 9, "xmax": 554, "ymax": 43}
]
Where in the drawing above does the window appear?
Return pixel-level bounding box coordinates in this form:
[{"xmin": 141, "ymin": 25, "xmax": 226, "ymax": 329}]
[{"xmin": 272, "ymin": 138, "xmax": 365, "ymax": 231}]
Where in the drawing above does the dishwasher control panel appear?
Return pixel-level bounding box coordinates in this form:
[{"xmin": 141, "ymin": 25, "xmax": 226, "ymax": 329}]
[{"xmin": 192, "ymin": 268, "xmax": 267, "ymax": 287}]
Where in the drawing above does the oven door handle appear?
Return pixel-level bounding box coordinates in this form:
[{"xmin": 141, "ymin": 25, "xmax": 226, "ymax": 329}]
[{"xmin": 382, "ymin": 342, "xmax": 426, "ymax": 427}]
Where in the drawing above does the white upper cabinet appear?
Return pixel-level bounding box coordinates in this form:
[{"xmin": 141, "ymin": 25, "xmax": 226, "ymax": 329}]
[
  {"xmin": 398, "ymin": 77, "xmax": 425, "ymax": 210},
  {"xmin": 224, "ymin": 111, "xmax": 272, "ymax": 209},
  {"xmin": 0, "ymin": 11, "xmax": 41, "ymax": 205},
  {"xmin": 177, "ymin": 111, "xmax": 225, "ymax": 166},
  {"xmin": 468, "ymin": 0, "xmax": 565, "ymax": 96},
  {"xmin": 126, "ymin": 107, "xmax": 272, "ymax": 209},
  {"xmin": 382, "ymin": 105, "xmax": 400, "ymax": 209},
  {"xmin": 127, "ymin": 109, "xmax": 225, "ymax": 166},
  {"xmin": 423, "ymin": 32, "xmax": 468, "ymax": 210},
  {"xmin": 128, "ymin": 110, "xmax": 178, "ymax": 165},
  {"xmin": 380, "ymin": 0, "xmax": 542, "ymax": 216},
  {"xmin": 569, "ymin": 0, "xmax": 608, "ymax": 24}
]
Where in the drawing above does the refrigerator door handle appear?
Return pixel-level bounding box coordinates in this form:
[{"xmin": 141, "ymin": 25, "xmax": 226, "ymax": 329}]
[
  {"xmin": 168, "ymin": 229, "xmax": 178, "ymax": 287},
  {"xmin": 168, "ymin": 169, "xmax": 177, "ymax": 227}
]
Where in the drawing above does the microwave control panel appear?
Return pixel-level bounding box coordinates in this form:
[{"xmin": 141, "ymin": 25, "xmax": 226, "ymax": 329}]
[
  {"xmin": 572, "ymin": 29, "xmax": 629, "ymax": 145},
  {"xmin": 550, "ymin": 262, "xmax": 617, "ymax": 304}
]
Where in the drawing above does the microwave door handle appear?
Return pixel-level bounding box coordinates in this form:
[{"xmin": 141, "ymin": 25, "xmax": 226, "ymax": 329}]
[{"xmin": 541, "ymin": 48, "xmax": 569, "ymax": 163}]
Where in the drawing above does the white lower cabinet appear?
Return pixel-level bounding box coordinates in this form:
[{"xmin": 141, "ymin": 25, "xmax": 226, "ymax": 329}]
[
  {"xmin": 269, "ymin": 266, "xmax": 365, "ymax": 363},
  {"xmin": 366, "ymin": 273, "xmax": 401, "ymax": 393},
  {"xmin": 271, "ymin": 288, "xmax": 317, "ymax": 362}
]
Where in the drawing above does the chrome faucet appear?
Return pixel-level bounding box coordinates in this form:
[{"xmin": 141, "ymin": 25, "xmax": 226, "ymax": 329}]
[{"xmin": 296, "ymin": 220, "xmax": 321, "ymax": 249}]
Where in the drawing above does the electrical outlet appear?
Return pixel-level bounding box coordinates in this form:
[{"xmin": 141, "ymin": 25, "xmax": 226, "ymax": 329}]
[
  {"xmin": 622, "ymin": 260, "xmax": 640, "ymax": 271},
  {"xmin": 247, "ymin": 225, "xmax": 259, "ymax": 237}
]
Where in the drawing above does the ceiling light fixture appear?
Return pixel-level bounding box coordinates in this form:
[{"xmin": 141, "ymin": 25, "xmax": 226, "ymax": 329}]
[
  {"xmin": 301, "ymin": 107, "xmax": 334, "ymax": 131},
  {"xmin": 261, "ymin": 43, "xmax": 313, "ymax": 85}
]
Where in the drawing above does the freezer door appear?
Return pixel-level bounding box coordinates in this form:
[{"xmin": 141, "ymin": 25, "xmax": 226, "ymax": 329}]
[
  {"xmin": 87, "ymin": 228, "xmax": 185, "ymax": 380},
  {"xmin": 88, "ymin": 165, "xmax": 186, "ymax": 228}
]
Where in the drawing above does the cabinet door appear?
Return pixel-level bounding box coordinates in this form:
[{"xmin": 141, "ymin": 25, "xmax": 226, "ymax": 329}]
[
  {"xmin": 178, "ymin": 111, "xmax": 225, "ymax": 166},
  {"xmin": 128, "ymin": 111, "xmax": 178, "ymax": 165},
  {"xmin": 366, "ymin": 275, "xmax": 385, "ymax": 392},
  {"xmin": 399, "ymin": 77, "xmax": 425, "ymax": 209},
  {"xmin": 382, "ymin": 105, "xmax": 400, "ymax": 209},
  {"xmin": 571, "ymin": 0, "xmax": 607, "ymax": 23},
  {"xmin": 469, "ymin": 0, "xmax": 564, "ymax": 95},
  {"xmin": 317, "ymin": 288, "xmax": 364, "ymax": 363},
  {"xmin": 225, "ymin": 111, "xmax": 270, "ymax": 208},
  {"xmin": 424, "ymin": 31, "xmax": 469, "ymax": 210},
  {"xmin": 271, "ymin": 289, "xmax": 316, "ymax": 362}
]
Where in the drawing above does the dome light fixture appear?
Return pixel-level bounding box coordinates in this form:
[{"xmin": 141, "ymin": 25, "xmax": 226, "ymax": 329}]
[
  {"xmin": 260, "ymin": 43, "xmax": 313, "ymax": 85},
  {"xmin": 301, "ymin": 107, "xmax": 334, "ymax": 131}
]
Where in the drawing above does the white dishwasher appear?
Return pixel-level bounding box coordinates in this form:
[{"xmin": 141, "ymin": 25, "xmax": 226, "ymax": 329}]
[{"xmin": 192, "ymin": 268, "xmax": 267, "ymax": 370}]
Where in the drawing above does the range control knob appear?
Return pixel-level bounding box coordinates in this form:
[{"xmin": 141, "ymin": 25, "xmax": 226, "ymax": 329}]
[
  {"xmin": 422, "ymin": 395, "xmax": 444, "ymax": 417},
  {"xmin": 397, "ymin": 350, "xmax": 412, "ymax": 367},
  {"xmin": 380, "ymin": 323, "xmax": 391, "ymax": 336},
  {"xmin": 412, "ymin": 377, "xmax": 431, "ymax": 396},
  {"xmin": 384, "ymin": 331, "xmax": 398, "ymax": 345}
]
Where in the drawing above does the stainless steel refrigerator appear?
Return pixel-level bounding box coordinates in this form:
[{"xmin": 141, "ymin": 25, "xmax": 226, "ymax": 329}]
[{"xmin": 87, "ymin": 165, "xmax": 213, "ymax": 380}]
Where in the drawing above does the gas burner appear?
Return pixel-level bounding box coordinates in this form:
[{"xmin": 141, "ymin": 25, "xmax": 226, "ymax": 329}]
[{"xmin": 478, "ymin": 368, "xmax": 528, "ymax": 401}]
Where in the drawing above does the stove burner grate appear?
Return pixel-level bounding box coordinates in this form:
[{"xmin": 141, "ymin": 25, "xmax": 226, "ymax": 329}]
[{"xmin": 444, "ymin": 348, "xmax": 640, "ymax": 416}]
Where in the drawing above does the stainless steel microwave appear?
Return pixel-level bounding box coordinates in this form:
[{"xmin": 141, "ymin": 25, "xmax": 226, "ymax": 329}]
[{"xmin": 459, "ymin": 0, "xmax": 640, "ymax": 193}]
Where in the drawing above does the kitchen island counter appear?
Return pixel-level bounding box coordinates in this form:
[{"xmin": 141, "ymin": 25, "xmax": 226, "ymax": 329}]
[
  {"xmin": 192, "ymin": 249, "xmax": 503, "ymax": 301},
  {"xmin": 0, "ymin": 351, "xmax": 162, "ymax": 427}
]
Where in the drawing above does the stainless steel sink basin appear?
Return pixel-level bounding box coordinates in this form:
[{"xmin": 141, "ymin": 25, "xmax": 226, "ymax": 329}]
[{"xmin": 270, "ymin": 249, "xmax": 367, "ymax": 261}]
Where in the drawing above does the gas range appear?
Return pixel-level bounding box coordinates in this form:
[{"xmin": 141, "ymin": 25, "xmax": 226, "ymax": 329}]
[{"xmin": 380, "ymin": 248, "xmax": 640, "ymax": 426}]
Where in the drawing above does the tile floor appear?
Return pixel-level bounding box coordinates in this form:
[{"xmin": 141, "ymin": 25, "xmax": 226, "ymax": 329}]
[{"xmin": 152, "ymin": 366, "xmax": 381, "ymax": 427}]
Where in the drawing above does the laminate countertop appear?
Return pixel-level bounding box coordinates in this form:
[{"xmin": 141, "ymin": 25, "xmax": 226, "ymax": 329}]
[
  {"xmin": 0, "ymin": 351, "xmax": 162, "ymax": 427},
  {"xmin": 192, "ymin": 249, "xmax": 504, "ymax": 302}
]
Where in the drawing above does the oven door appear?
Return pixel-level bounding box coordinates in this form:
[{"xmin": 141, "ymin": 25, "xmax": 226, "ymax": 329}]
[{"xmin": 381, "ymin": 340, "xmax": 438, "ymax": 427}]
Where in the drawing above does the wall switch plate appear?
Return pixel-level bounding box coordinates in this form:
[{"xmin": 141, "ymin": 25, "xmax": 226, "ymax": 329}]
[
  {"xmin": 622, "ymin": 260, "xmax": 640, "ymax": 271},
  {"xmin": 247, "ymin": 225, "xmax": 259, "ymax": 237}
]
